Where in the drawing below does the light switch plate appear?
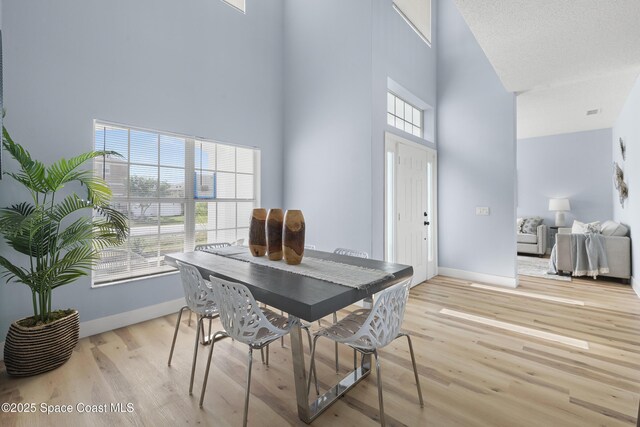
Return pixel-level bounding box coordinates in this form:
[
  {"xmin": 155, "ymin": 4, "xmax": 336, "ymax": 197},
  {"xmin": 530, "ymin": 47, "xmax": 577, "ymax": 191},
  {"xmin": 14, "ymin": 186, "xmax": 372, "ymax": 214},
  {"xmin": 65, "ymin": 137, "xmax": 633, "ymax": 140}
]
[{"xmin": 476, "ymin": 207, "xmax": 490, "ymax": 216}]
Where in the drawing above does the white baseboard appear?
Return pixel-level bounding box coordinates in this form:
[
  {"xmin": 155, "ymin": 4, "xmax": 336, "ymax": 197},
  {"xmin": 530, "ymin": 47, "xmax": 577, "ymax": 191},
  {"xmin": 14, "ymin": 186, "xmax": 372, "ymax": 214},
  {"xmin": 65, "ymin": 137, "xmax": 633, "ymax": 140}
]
[
  {"xmin": 1, "ymin": 297, "xmax": 186, "ymax": 362},
  {"xmin": 631, "ymin": 276, "xmax": 639, "ymax": 298},
  {"xmin": 438, "ymin": 267, "xmax": 519, "ymax": 288}
]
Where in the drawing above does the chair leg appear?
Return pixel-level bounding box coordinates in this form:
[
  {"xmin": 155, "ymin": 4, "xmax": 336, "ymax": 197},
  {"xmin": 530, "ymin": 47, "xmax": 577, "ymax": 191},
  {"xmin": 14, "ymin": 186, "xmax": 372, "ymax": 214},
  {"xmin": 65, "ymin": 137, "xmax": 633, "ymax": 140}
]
[
  {"xmin": 280, "ymin": 310, "xmax": 285, "ymax": 347},
  {"xmin": 188, "ymin": 310, "xmax": 193, "ymax": 326},
  {"xmin": 307, "ymin": 335, "xmax": 321, "ymax": 396},
  {"xmin": 333, "ymin": 311, "xmax": 339, "ymax": 373},
  {"xmin": 266, "ymin": 344, "xmax": 270, "ymax": 366},
  {"xmin": 243, "ymin": 348, "xmax": 254, "ymax": 427},
  {"xmin": 374, "ymin": 350, "xmax": 385, "ymax": 427},
  {"xmin": 304, "ymin": 327, "xmax": 318, "ymax": 391},
  {"xmin": 404, "ymin": 334, "xmax": 424, "ymax": 407},
  {"xmin": 189, "ymin": 316, "xmax": 203, "ymax": 395},
  {"xmin": 353, "ymin": 348, "xmax": 357, "ymax": 370},
  {"xmin": 199, "ymin": 331, "xmax": 220, "ymax": 408},
  {"xmin": 168, "ymin": 306, "xmax": 188, "ymax": 366}
]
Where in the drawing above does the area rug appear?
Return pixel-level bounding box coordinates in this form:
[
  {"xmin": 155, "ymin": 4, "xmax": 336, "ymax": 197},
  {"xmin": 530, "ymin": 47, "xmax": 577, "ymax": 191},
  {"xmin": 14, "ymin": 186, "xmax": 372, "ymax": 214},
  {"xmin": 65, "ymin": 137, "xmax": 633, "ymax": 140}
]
[{"xmin": 517, "ymin": 256, "xmax": 571, "ymax": 282}]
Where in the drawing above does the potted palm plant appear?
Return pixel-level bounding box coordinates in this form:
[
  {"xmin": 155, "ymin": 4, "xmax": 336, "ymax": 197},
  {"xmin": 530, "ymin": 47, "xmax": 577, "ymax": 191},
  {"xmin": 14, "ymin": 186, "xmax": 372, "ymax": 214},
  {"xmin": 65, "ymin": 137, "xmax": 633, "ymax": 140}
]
[{"xmin": 0, "ymin": 127, "xmax": 128, "ymax": 376}]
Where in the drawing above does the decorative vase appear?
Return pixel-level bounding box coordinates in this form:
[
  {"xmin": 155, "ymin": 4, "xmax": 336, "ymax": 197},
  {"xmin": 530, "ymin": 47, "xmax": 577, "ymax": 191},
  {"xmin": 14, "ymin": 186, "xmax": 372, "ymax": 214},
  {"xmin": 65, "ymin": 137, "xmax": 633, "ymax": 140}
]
[
  {"xmin": 267, "ymin": 208, "xmax": 284, "ymax": 261},
  {"xmin": 249, "ymin": 208, "xmax": 267, "ymax": 257},
  {"xmin": 283, "ymin": 210, "xmax": 305, "ymax": 265},
  {"xmin": 4, "ymin": 309, "xmax": 80, "ymax": 377}
]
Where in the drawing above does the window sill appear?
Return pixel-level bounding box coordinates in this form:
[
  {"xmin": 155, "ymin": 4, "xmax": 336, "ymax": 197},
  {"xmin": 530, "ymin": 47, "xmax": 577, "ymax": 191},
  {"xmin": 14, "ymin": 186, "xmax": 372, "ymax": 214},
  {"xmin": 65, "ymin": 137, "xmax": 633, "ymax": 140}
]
[{"xmin": 91, "ymin": 269, "xmax": 179, "ymax": 289}]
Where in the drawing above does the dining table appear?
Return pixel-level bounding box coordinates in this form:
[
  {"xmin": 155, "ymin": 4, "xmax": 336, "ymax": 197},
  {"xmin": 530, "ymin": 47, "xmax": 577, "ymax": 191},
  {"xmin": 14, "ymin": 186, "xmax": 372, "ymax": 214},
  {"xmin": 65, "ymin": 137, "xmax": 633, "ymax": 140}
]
[{"xmin": 165, "ymin": 247, "xmax": 413, "ymax": 424}]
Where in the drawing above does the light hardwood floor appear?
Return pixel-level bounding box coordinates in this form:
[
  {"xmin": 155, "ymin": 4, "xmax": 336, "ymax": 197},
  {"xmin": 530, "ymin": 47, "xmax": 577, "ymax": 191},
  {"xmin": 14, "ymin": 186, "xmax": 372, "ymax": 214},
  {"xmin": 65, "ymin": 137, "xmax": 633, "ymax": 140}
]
[{"xmin": 1, "ymin": 274, "xmax": 640, "ymax": 426}]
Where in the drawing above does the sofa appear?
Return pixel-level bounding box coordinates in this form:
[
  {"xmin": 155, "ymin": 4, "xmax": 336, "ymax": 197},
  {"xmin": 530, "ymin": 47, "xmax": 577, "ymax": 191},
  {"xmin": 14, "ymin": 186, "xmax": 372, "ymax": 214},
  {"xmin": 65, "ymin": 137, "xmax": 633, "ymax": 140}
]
[
  {"xmin": 555, "ymin": 225, "xmax": 631, "ymax": 282},
  {"xmin": 517, "ymin": 224, "xmax": 548, "ymax": 256}
]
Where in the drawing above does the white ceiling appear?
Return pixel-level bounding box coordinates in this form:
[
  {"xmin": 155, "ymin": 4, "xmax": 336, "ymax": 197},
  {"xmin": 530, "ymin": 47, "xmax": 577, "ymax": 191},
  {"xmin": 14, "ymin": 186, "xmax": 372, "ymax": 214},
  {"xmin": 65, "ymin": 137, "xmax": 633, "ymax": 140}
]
[{"xmin": 453, "ymin": 0, "xmax": 640, "ymax": 139}]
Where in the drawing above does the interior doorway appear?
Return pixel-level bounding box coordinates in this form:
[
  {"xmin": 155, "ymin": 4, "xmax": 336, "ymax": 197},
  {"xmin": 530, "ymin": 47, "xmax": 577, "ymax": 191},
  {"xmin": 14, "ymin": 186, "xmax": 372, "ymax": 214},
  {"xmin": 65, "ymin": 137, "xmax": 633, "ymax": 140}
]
[{"xmin": 384, "ymin": 132, "xmax": 437, "ymax": 285}]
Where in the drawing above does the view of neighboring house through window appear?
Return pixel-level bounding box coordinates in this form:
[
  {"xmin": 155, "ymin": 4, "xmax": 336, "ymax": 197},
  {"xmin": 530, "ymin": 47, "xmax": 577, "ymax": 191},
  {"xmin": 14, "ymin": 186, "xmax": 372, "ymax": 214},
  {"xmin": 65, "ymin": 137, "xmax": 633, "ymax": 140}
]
[
  {"xmin": 387, "ymin": 92, "xmax": 423, "ymax": 138},
  {"xmin": 93, "ymin": 121, "xmax": 259, "ymax": 285}
]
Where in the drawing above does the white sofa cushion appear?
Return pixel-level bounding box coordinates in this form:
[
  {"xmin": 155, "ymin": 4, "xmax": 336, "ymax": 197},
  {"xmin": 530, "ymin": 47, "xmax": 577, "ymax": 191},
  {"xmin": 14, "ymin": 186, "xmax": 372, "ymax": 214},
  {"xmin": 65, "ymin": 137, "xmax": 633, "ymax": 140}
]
[
  {"xmin": 517, "ymin": 233, "xmax": 538, "ymax": 244},
  {"xmin": 601, "ymin": 220, "xmax": 629, "ymax": 237},
  {"xmin": 571, "ymin": 220, "xmax": 601, "ymax": 234}
]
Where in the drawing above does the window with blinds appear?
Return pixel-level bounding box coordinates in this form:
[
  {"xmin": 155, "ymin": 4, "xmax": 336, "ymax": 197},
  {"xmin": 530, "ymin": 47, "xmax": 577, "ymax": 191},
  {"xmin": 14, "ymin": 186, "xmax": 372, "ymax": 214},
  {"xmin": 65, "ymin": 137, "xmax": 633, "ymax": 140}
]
[{"xmin": 93, "ymin": 121, "xmax": 260, "ymax": 285}]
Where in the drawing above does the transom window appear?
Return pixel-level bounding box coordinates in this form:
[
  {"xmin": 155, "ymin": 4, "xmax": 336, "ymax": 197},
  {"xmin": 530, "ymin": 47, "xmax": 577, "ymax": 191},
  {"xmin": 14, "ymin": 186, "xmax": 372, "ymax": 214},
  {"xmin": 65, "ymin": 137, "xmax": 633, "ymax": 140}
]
[
  {"xmin": 93, "ymin": 121, "xmax": 260, "ymax": 285},
  {"xmin": 387, "ymin": 92, "xmax": 423, "ymax": 138}
]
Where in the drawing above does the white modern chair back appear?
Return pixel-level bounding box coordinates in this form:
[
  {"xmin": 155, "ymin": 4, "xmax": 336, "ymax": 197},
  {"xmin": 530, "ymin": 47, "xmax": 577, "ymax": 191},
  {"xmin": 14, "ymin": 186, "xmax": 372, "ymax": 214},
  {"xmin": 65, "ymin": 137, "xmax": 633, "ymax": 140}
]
[
  {"xmin": 358, "ymin": 278, "xmax": 411, "ymax": 349},
  {"xmin": 210, "ymin": 276, "xmax": 292, "ymax": 347},
  {"xmin": 307, "ymin": 276, "xmax": 421, "ymax": 426},
  {"xmin": 333, "ymin": 247, "xmax": 369, "ymax": 259},
  {"xmin": 177, "ymin": 262, "xmax": 217, "ymax": 317}
]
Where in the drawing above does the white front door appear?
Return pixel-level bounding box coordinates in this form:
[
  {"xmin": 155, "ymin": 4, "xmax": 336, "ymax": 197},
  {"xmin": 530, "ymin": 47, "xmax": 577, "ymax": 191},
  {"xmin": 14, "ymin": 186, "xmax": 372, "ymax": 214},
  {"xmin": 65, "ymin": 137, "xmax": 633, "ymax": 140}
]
[{"xmin": 385, "ymin": 133, "xmax": 437, "ymax": 285}]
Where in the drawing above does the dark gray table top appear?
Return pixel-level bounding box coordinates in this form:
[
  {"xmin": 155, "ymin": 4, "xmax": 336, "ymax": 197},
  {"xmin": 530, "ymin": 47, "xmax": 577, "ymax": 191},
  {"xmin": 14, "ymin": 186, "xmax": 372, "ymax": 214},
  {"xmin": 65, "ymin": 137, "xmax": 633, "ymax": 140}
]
[{"xmin": 164, "ymin": 249, "xmax": 413, "ymax": 322}]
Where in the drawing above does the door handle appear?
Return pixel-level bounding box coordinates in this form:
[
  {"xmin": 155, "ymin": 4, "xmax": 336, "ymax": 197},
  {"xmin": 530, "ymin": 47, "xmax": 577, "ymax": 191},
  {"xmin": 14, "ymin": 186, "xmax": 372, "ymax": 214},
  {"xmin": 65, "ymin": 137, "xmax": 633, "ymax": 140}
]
[{"xmin": 424, "ymin": 221, "xmax": 430, "ymax": 226}]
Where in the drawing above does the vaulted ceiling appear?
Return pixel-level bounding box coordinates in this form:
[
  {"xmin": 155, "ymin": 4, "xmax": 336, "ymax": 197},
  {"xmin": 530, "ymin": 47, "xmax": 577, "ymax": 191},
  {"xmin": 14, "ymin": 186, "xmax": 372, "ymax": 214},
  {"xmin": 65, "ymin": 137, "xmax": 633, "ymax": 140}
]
[{"xmin": 453, "ymin": 0, "xmax": 640, "ymax": 139}]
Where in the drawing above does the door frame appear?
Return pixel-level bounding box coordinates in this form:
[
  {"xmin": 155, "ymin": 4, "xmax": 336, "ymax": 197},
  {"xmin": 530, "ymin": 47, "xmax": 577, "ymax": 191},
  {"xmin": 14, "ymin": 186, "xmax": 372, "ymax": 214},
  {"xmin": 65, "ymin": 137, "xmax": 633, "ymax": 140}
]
[{"xmin": 384, "ymin": 131, "xmax": 438, "ymax": 283}]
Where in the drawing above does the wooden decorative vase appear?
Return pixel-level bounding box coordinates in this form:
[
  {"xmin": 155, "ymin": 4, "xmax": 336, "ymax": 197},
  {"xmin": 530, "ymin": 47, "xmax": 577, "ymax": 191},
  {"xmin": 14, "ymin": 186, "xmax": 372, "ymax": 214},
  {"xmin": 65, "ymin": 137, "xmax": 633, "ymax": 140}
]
[
  {"xmin": 267, "ymin": 208, "xmax": 284, "ymax": 261},
  {"xmin": 283, "ymin": 210, "xmax": 305, "ymax": 265},
  {"xmin": 249, "ymin": 208, "xmax": 267, "ymax": 257}
]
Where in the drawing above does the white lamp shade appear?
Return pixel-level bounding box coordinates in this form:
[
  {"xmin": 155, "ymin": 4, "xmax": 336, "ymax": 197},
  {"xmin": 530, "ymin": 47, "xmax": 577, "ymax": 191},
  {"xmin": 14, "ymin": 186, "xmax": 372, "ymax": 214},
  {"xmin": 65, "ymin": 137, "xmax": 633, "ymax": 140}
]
[{"xmin": 549, "ymin": 198, "xmax": 570, "ymax": 212}]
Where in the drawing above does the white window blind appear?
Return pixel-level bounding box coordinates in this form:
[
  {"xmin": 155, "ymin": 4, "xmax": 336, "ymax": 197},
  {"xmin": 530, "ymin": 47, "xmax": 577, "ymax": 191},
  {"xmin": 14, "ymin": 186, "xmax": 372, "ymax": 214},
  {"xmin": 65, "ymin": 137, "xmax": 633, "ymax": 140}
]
[
  {"xmin": 93, "ymin": 121, "xmax": 259, "ymax": 285},
  {"xmin": 387, "ymin": 92, "xmax": 423, "ymax": 138}
]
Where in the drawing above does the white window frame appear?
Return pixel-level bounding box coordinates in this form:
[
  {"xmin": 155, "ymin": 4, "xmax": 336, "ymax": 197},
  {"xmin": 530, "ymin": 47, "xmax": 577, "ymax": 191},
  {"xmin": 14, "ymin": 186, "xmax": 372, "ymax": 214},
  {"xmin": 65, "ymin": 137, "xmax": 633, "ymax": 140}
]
[
  {"xmin": 92, "ymin": 120, "xmax": 260, "ymax": 287},
  {"xmin": 387, "ymin": 91, "xmax": 424, "ymax": 139}
]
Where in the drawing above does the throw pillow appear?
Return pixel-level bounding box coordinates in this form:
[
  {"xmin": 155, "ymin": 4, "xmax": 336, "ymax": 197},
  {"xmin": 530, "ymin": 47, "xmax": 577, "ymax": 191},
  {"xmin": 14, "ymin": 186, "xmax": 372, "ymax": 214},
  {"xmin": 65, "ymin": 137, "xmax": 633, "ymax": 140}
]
[
  {"xmin": 521, "ymin": 217, "xmax": 543, "ymax": 234},
  {"xmin": 601, "ymin": 220, "xmax": 629, "ymax": 236},
  {"xmin": 572, "ymin": 220, "xmax": 601, "ymax": 234},
  {"xmin": 516, "ymin": 217, "xmax": 525, "ymax": 234}
]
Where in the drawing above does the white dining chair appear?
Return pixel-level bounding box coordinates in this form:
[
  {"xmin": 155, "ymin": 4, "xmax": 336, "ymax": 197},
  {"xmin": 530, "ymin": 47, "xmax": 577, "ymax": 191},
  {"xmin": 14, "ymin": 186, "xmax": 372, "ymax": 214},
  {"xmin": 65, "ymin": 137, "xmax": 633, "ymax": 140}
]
[
  {"xmin": 199, "ymin": 277, "xmax": 295, "ymax": 426},
  {"xmin": 184, "ymin": 242, "xmax": 231, "ymax": 327},
  {"xmin": 330, "ymin": 247, "xmax": 370, "ymax": 373},
  {"xmin": 168, "ymin": 262, "xmax": 220, "ymax": 396},
  {"xmin": 307, "ymin": 277, "xmax": 423, "ymax": 426}
]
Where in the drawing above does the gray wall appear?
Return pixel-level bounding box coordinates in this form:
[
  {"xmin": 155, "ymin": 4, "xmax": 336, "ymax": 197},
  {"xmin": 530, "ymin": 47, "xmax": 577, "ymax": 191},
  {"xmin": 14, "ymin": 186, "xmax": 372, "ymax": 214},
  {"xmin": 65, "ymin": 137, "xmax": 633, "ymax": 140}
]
[
  {"xmin": 436, "ymin": 0, "xmax": 517, "ymax": 279},
  {"xmin": 0, "ymin": 0, "xmax": 284, "ymax": 341},
  {"xmin": 282, "ymin": 0, "xmax": 373, "ymax": 254},
  {"xmin": 612, "ymin": 74, "xmax": 640, "ymax": 280},
  {"xmin": 283, "ymin": 0, "xmax": 437, "ymax": 258},
  {"xmin": 517, "ymin": 128, "xmax": 613, "ymax": 227}
]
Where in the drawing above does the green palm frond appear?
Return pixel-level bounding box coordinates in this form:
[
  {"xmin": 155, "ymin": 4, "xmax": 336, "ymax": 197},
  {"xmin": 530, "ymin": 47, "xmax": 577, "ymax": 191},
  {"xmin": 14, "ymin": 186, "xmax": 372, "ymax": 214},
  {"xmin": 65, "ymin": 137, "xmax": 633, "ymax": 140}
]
[
  {"xmin": 2, "ymin": 128, "xmax": 48, "ymax": 194},
  {"xmin": 0, "ymin": 202, "xmax": 36, "ymax": 236},
  {"xmin": 0, "ymin": 256, "xmax": 33, "ymax": 288},
  {"xmin": 44, "ymin": 150, "xmax": 121, "ymax": 192},
  {"xmin": 0, "ymin": 126, "xmax": 130, "ymax": 323},
  {"xmin": 50, "ymin": 194, "xmax": 93, "ymax": 222}
]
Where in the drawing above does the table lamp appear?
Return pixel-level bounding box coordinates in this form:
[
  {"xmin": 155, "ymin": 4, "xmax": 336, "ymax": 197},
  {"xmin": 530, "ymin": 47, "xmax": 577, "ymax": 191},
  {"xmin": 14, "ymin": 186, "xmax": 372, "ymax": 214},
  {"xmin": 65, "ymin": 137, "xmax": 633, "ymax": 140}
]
[{"xmin": 549, "ymin": 198, "xmax": 570, "ymax": 227}]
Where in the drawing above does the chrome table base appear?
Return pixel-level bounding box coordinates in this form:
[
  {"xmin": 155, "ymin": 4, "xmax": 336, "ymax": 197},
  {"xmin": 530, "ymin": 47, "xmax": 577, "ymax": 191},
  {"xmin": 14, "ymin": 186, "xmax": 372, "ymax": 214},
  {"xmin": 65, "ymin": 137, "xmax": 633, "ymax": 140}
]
[{"xmin": 290, "ymin": 320, "xmax": 372, "ymax": 424}]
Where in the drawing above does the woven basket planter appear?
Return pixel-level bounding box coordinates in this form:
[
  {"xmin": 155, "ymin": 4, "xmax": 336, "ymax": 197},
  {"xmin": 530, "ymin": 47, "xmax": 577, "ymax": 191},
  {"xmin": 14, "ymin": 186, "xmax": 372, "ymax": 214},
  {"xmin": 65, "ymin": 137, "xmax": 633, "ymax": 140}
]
[{"xmin": 4, "ymin": 310, "xmax": 79, "ymax": 377}]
